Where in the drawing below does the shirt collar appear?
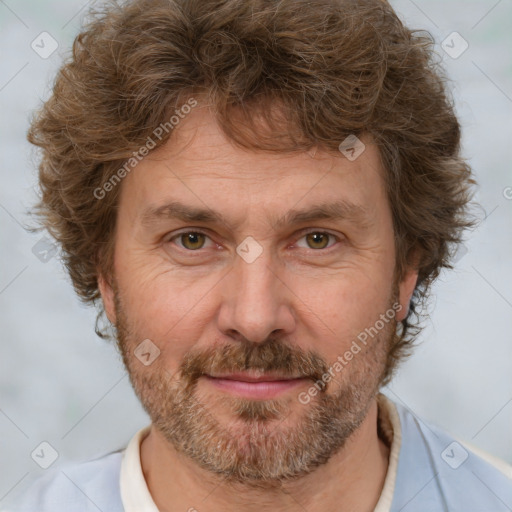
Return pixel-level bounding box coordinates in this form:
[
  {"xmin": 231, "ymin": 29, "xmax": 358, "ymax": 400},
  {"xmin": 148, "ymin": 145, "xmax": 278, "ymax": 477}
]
[
  {"xmin": 120, "ymin": 424, "xmax": 157, "ymax": 512},
  {"xmin": 374, "ymin": 392, "xmax": 402, "ymax": 511}
]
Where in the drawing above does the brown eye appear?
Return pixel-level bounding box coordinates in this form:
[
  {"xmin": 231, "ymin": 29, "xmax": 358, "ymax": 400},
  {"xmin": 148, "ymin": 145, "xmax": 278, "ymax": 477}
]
[
  {"xmin": 179, "ymin": 232, "xmax": 206, "ymax": 250},
  {"xmin": 295, "ymin": 231, "xmax": 338, "ymax": 250},
  {"xmin": 305, "ymin": 232, "xmax": 331, "ymax": 249}
]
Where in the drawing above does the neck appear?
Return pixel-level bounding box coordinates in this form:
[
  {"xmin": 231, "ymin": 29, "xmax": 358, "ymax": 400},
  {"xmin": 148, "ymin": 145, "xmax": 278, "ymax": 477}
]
[{"xmin": 140, "ymin": 397, "xmax": 389, "ymax": 512}]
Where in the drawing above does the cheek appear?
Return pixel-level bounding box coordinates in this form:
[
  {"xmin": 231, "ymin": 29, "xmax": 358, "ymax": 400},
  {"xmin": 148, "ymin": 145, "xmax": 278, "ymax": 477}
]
[
  {"xmin": 115, "ymin": 263, "xmax": 220, "ymax": 362},
  {"xmin": 295, "ymin": 268, "xmax": 394, "ymax": 359}
]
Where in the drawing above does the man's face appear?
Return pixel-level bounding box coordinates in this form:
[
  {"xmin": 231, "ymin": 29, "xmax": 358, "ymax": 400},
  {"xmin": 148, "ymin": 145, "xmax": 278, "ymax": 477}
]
[{"xmin": 99, "ymin": 106, "xmax": 417, "ymax": 484}]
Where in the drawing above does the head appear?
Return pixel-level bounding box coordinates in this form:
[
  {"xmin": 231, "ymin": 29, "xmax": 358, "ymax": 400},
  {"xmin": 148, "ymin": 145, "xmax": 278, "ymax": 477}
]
[{"xmin": 28, "ymin": 0, "xmax": 475, "ymax": 485}]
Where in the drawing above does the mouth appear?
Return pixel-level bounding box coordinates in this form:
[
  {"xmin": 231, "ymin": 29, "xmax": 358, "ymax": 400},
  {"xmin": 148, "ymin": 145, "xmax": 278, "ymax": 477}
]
[{"xmin": 203, "ymin": 371, "xmax": 309, "ymax": 399}]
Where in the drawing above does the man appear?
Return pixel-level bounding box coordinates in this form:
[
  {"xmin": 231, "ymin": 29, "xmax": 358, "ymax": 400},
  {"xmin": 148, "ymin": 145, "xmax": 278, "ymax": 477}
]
[{"xmin": 4, "ymin": 0, "xmax": 511, "ymax": 510}]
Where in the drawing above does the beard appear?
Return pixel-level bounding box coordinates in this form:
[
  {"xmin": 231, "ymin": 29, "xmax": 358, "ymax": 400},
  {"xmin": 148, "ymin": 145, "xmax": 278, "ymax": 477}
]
[{"xmin": 112, "ymin": 279, "xmax": 399, "ymax": 488}]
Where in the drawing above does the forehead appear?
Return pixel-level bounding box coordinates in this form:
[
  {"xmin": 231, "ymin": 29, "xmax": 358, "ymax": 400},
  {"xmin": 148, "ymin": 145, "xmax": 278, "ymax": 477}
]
[{"xmin": 117, "ymin": 106, "xmax": 388, "ymax": 226}]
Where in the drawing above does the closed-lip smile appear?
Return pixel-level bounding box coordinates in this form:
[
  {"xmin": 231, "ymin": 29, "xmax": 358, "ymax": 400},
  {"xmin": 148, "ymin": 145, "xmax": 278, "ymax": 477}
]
[{"xmin": 203, "ymin": 371, "xmax": 308, "ymax": 399}]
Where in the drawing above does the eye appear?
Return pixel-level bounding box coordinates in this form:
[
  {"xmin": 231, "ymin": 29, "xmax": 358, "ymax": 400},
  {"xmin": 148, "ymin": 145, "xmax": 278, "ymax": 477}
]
[
  {"xmin": 165, "ymin": 229, "xmax": 341, "ymax": 253},
  {"xmin": 168, "ymin": 231, "xmax": 214, "ymax": 251},
  {"xmin": 295, "ymin": 231, "xmax": 339, "ymax": 250}
]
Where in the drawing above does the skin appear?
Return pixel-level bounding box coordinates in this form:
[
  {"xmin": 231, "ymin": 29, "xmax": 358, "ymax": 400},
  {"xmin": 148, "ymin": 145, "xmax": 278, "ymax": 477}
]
[{"xmin": 98, "ymin": 105, "xmax": 418, "ymax": 511}]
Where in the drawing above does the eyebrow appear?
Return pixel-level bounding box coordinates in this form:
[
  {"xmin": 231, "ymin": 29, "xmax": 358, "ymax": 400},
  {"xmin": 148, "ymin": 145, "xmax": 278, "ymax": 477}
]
[{"xmin": 139, "ymin": 199, "xmax": 372, "ymax": 231}]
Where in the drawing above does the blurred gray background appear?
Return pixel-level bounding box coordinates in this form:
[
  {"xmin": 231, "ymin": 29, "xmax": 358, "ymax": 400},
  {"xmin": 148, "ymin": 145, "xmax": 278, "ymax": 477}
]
[{"xmin": 1, "ymin": 0, "xmax": 511, "ymax": 504}]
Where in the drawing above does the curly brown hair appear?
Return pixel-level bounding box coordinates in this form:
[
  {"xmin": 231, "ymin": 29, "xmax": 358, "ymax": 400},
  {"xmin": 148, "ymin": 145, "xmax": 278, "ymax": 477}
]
[{"xmin": 27, "ymin": 0, "xmax": 476, "ymax": 377}]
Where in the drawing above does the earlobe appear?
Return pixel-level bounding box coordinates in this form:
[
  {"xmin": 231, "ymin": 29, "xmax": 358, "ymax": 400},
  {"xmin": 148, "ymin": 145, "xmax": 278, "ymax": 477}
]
[
  {"xmin": 98, "ymin": 273, "xmax": 117, "ymax": 325},
  {"xmin": 396, "ymin": 267, "xmax": 418, "ymax": 322},
  {"xmin": 396, "ymin": 269, "xmax": 418, "ymax": 322},
  {"xmin": 395, "ymin": 247, "xmax": 421, "ymax": 322}
]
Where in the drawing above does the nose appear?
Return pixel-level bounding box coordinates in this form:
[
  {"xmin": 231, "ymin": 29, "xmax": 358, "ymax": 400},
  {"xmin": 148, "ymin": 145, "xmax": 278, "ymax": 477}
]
[{"xmin": 216, "ymin": 248, "xmax": 296, "ymax": 343}]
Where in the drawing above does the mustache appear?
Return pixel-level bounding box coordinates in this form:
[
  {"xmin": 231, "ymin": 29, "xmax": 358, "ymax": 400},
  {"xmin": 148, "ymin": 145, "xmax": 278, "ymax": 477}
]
[{"xmin": 179, "ymin": 338, "xmax": 329, "ymax": 386}]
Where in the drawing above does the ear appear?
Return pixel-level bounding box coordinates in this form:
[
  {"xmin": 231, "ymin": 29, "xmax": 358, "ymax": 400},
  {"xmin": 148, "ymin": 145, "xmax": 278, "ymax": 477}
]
[
  {"xmin": 395, "ymin": 249, "xmax": 420, "ymax": 322},
  {"xmin": 98, "ymin": 273, "xmax": 117, "ymax": 325},
  {"xmin": 396, "ymin": 269, "xmax": 418, "ymax": 322}
]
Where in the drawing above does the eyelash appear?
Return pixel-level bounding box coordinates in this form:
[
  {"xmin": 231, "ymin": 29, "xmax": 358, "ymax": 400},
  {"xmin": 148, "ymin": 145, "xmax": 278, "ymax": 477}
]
[{"xmin": 165, "ymin": 229, "xmax": 342, "ymax": 253}]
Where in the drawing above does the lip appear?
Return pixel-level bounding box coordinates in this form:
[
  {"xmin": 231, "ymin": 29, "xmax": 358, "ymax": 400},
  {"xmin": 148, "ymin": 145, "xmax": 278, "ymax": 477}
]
[
  {"xmin": 203, "ymin": 372, "xmax": 308, "ymax": 399},
  {"xmin": 207, "ymin": 371, "xmax": 302, "ymax": 382}
]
